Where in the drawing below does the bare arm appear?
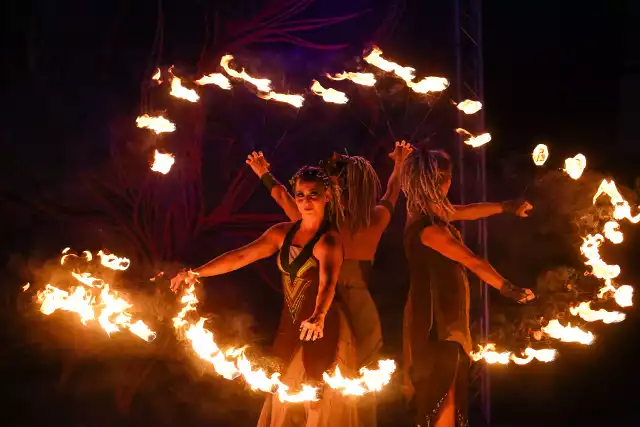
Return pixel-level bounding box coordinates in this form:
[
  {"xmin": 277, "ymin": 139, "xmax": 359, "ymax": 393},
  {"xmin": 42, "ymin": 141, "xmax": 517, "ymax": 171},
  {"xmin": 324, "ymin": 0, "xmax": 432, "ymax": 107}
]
[
  {"xmin": 246, "ymin": 151, "xmax": 301, "ymax": 221},
  {"xmin": 311, "ymin": 232, "xmax": 343, "ymax": 317},
  {"xmin": 452, "ymin": 199, "xmax": 533, "ymax": 221},
  {"xmin": 373, "ymin": 141, "xmax": 413, "ymax": 229},
  {"xmin": 193, "ymin": 224, "xmax": 284, "ymax": 277},
  {"xmin": 420, "ymin": 224, "xmax": 506, "ymax": 290},
  {"xmin": 451, "ymin": 203, "xmax": 504, "ymax": 221},
  {"xmin": 269, "ymin": 182, "xmax": 301, "ymax": 221}
]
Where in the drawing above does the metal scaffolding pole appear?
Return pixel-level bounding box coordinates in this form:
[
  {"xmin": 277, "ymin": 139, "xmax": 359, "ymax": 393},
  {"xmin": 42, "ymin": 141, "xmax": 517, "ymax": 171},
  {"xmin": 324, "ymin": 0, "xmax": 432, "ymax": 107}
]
[{"xmin": 454, "ymin": 0, "xmax": 490, "ymax": 423}]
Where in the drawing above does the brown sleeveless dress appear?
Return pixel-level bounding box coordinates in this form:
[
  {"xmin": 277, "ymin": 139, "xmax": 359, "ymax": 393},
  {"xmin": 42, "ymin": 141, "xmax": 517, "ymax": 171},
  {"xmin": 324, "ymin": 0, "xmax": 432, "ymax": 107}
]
[
  {"xmin": 403, "ymin": 215, "xmax": 471, "ymax": 427},
  {"xmin": 258, "ymin": 221, "xmax": 359, "ymax": 427}
]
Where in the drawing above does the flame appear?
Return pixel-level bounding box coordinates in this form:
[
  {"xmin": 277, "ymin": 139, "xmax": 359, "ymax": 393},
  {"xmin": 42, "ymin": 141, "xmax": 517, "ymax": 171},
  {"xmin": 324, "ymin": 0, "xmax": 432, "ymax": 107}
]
[
  {"xmin": 569, "ymin": 301, "xmax": 626, "ymax": 324},
  {"xmin": 580, "ymin": 234, "xmax": 621, "ymax": 281},
  {"xmin": 170, "ymin": 76, "xmax": 200, "ymax": 103},
  {"xmin": 97, "ymin": 250, "xmax": 130, "ymax": 271},
  {"xmin": 456, "ymin": 128, "xmax": 491, "ymax": 148},
  {"xmin": 456, "ymin": 99, "xmax": 483, "ymax": 115},
  {"xmin": 152, "ymin": 68, "xmax": 161, "ymax": 81},
  {"xmin": 542, "ymin": 319, "xmax": 594, "ymax": 345},
  {"xmin": 593, "ymin": 179, "xmax": 640, "ymax": 224},
  {"xmin": 136, "ymin": 114, "xmax": 176, "ymax": 134},
  {"xmin": 195, "ymin": 73, "xmax": 232, "ymax": 90},
  {"xmin": 310, "ymin": 80, "xmax": 348, "ymax": 104},
  {"xmin": 363, "ymin": 46, "xmax": 415, "ymax": 83},
  {"xmin": 470, "ymin": 344, "xmax": 557, "ymax": 365},
  {"xmin": 71, "ymin": 272, "xmax": 105, "ymax": 288},
  {"xmin": 532, "ymin": 144, "xmax": 549, "ymax": 166},
  {"xmin": 220, "ymin": 55, "xmax": 272, "ymax": 93},
  {"xmin": 22, "ymin": 283, "xmax": 30, "ymax": 292},
  {"xmin": 61, "ymin": 249, "xmax": 92, "ymax": 265},
  {"xmin": 173, "ymin": 282, "xmax": 395, "ymax": 402},
  {"xmin": 603, "ymin": 221, "xmax": 624, "ymax": 244},
  {"xmin": 613, "ymin": 285, "xmax": 634, "ymax": 307},
  {"xmin": 35, "ymin": 250, "xmax": 155, "ymax": 342},
  {"xmin": 407, "ymin": 76, "xmax": 449, "ymax": 94},
  {"xmin": 150, "ymin": 150, "xmax": 175, "ymax": 174},
  {"xmin": 563, "ymin": 154, "xmax": 587, "ymax": 180},
  {"xmin": 326, "ymin": 72, "xmax": 376, "ymax": 87},
  {"xmin": 258, "ymin": 92, "xmax": 305, "ymax": 108}
]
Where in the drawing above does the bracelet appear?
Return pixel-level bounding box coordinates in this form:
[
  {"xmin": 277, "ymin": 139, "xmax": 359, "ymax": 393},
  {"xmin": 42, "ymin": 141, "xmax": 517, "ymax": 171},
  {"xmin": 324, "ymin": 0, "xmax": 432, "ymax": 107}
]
[{"xmin": 260, "ymin": 171, "xmax": 281, "ymax": 192}]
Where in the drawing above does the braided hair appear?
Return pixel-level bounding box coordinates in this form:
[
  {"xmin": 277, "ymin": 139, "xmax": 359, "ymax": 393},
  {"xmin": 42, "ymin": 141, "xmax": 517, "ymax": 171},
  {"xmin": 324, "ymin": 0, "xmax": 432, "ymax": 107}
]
[
  {"xmin": 400, "ymin": 147, "xmax": 455, "ymax": 221},
  {"xmin": 290, "ymin": 166, "xmax": 344, "ymax": 225},
  {"xmin": 343, "ymin": 156, "xmax": 381, "ymax": 233}
]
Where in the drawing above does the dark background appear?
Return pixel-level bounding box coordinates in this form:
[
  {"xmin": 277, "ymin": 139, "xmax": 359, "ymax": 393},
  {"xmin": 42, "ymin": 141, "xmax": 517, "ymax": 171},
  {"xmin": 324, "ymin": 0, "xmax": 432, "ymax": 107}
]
[{"xmin": 2, "ymin": 1, "xmax": 637, "ymax": 426}]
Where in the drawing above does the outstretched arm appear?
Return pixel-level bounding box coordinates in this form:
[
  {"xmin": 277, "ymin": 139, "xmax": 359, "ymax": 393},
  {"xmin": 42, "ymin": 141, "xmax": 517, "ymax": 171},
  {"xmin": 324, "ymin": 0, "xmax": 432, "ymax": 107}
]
[
  {"xmin": 246, "ymin": 151, "xmax": 301, "ymax": 221},
  {"xmin": 193, "ymin": 224, "xmax": 284, "ymax": 278},
  {"xmin": 420, "ymin": 224, "xmax": 534, "ymax": 302},
  {"xmin": 452, "ymin": 200, "xmax": 533, "ymax": 221},
  {"xmin": 372, "ymin": 141, "xmax": 413, "ymax": 229},
  {"xmin": 170, "ymin": 224, "xmax": 285, "ymax": 292}
]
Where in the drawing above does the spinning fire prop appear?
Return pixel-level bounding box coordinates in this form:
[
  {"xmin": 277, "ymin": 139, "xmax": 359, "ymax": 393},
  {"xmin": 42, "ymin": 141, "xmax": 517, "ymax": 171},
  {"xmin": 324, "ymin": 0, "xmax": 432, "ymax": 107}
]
[{"xmin": 32, "ymin": 249, "xmax": 396, "ymax": 402}]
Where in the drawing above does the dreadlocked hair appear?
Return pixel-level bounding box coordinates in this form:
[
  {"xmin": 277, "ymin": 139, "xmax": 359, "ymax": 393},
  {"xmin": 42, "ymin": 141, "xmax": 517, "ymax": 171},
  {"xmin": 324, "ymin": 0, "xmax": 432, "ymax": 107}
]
[
  {"xmin": 289, "ymin": 166, "xmax": 344, "ymax": 226},
  {"xmin": 400, "ymin": 148, "xmax": 455, "ymax": 221},
  {"xmin": 341, "ymin": 156, "xmax": 381, "ymax": 233}
]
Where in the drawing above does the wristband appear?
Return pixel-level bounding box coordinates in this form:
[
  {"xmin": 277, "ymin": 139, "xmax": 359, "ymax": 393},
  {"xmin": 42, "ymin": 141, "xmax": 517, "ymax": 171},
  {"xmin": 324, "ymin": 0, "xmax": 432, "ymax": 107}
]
[{"xmin": 260, "ymin": 171, "xmax": 281, "ymax": 192}]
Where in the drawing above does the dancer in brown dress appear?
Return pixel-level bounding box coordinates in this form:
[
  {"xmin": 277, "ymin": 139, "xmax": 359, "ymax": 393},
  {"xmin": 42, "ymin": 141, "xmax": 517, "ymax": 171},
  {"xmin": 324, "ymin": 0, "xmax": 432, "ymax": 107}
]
[
  {"xmin": 171, "ymin": 166, "xmax": 358, "ymax": 427},
  {"xmin": 400, "ymin": 147, "xmax": 535, "ymax": 427}
]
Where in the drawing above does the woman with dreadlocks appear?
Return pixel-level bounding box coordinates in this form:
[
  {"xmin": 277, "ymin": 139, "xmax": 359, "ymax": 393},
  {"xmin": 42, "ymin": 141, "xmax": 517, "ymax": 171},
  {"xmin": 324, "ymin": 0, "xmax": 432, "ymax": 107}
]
[
  {"xmin": 171, "ymin": 166, "xmax": 359, "ymax": 427},
  {"xmin": 247, "ymin": 142, "xmax": 412, "ymax": 426},
  {"xmin": 400, "ymin": 147, "xmax": 535, "ymax": 427}
]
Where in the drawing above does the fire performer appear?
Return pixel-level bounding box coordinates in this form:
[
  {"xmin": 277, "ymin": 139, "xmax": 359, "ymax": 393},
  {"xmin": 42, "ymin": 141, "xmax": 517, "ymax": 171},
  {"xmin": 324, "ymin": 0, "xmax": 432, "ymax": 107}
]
[
  {"xmin": 400, "ymin": 147, "xmax": 535, "ymax": 427},
  {"xmin": 248, "ymin": 142, "xmax": 412, "ymax": 425},
  {"xmin": 171, "ymin": 166, "xmax": 360, "ymax": 427}
]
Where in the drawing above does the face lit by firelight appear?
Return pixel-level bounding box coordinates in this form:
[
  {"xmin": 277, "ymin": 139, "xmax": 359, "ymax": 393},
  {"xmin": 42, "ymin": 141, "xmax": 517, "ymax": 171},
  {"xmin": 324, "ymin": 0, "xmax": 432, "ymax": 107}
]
[{"xmin": 294, "ymin": 180, "xmax": 329, "ymax": 219}]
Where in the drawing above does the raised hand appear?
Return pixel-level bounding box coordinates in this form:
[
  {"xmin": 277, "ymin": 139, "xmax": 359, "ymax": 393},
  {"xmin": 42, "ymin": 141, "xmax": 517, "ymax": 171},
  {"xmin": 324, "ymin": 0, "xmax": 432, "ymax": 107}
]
[
  {"xmin": 389, "ymin": 140, "xmax": 414, "ymax": 165},
  {"xmin": 246, "ymin": 151, "xmax": 271, "ymax": 178}
]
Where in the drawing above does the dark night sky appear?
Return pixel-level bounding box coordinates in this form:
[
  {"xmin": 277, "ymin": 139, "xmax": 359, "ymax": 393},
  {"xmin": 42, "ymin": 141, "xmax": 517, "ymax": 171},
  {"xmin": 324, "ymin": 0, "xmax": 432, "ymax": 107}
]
[{"xmin": 2, "ymin": 1, "xmax": 637, "ymax": 426}]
